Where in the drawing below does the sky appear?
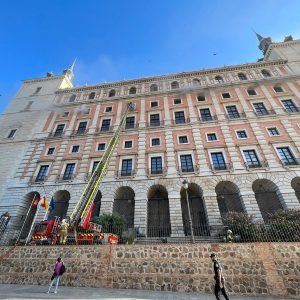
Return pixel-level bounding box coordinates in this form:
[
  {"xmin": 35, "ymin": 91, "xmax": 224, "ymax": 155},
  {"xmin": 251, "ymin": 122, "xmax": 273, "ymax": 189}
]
[{"xmin": 0, "ymin": 0, "xmax": 300, "ymax": 112}]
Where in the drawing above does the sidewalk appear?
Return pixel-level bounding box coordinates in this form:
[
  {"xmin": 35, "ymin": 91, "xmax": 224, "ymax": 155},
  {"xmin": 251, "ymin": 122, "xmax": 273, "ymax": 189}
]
[{"xmin": 0, "ymin": 284, "xmax": 292, "ymax": 300}]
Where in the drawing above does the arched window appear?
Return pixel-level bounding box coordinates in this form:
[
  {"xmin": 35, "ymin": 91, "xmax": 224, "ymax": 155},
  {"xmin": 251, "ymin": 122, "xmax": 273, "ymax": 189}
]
[
  {"xmin": 215, "ymin": 76, "xmax": 224, "ymax": 84},
  {"xmin": 150, "ymin": 84, "xmax": 158, "ymax": 92},
  {"xmin": 109, "ymin": 89, "xmax": 116, "ymax": 97},
  {"xmin": 69, "ymin": 94, "xmax": 76, "ymax": 102},
  {"xmin": 129, "ymin": 87, "xmax": 136, "ymax": 95},
  {"xmin": 192, "ymin": 79, "xmax": 201, "ymax": 86},
  {"xmin": 171, "ymin": 81, "xmax": 179, "ymax": 89},
  {"xmin": 238, "ymin": 73, "xmax": 247, "ymax": 81},
  {"xmin": 261, "ymin": 69, "xmax": 271, "ymax": 78},
  {"xmin": 89, "ymin": 92, "xmax": 96, "ymax": 99}
]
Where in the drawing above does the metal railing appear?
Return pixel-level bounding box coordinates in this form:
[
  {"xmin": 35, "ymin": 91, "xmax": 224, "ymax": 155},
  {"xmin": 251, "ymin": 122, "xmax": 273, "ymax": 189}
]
[
  {"xmin": 56, "ymin": 174, "xmax": 75, "ymax": 182},
  {"xmin": 48, "ymin": 131, "xmax": 65, "ymax": 138},
  {"xmin": 98, "ymin": 126, "xmax": 114, "ymax": 133},
  {"xmin": 255, "ymin": 109, "xmax": 276, "ymax": 116},
  {"xmin": 146, "ymin": 168, "xmax": 167, "ymax": 177},
  {"xmin": 244, "ymin": 161, "xmax": 269, "ymax": 170},
  {"xmin": 211, "ymin": 163, "xmax": 233, "ymax": 172},
  {"xmin": 172, "ymin": 118, "xmax": 190, "ymax": 125},
  {"xmin": 71, "ymin": 129, "xmax": 88, "ymax": 136},
  {"xmin": 147, "ymin": 120, "xmax": 164, "ymax": 128},
  {"xmin": 115, "ymin": 170, "xmax": 135, "ymax": 178},
  {"xmin": 199, "ymin": 115, "xmax": 218, "ymax": 122},
  {"xmin": 29, "ymin": 175, "xmax": 48, "ymax": 184},
  {"xmin": 284, "ymin": 107, "xmax": 300, "ymax": 113},
  {"xmin": 226, "ymin": 112, "xmax": 246, "ymax": 120},
  {"xmin": 123, "ymin": 124, "xmax": 138, "ymax": 130},
  {"xmin": 177, "ymin": 165, "xmax": 199, "ymax": 175},
  {"xmin": 280, "ymin": 159, "xmax": 300, "ymax": 166}
]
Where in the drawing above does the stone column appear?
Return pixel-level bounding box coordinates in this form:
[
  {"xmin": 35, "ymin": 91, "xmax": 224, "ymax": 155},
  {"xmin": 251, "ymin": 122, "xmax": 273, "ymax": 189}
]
[
  {"xmin": 168, "ymin": 194, "xmax": 184, "ymax": 237},
  {"xmin": 202, "ymin": 191, "xmax": 222, "ymax": 226},
  {"xmin": 239, "ymin": 188, "xmax": 264, "ymax": 220},
  {"xmin": 89, "ymin": 103, "xmax": 101, "ymax": 133},
  {"xmin": 136, "ymin": 98, "xmax": 146, "ymax": 177},
  {"xmin": 277, "ymin": 183, "xmax": 300, "ymax": 209},
  {"xmin": 134, "ymin": 195, "xmax": 147, "ymax": 234},
  {"xmin": 100, "ymin": 197, "xmax": 114, "ymax": 215}
]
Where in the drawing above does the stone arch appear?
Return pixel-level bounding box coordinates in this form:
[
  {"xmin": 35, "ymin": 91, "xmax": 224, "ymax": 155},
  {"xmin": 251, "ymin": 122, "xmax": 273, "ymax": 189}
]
[
  {"xmin": 291, "ymin": 177, "xmax": 300, "ymax": 203},
  {"xmin": 129, "ymin": 87, "xmax": 136, "ymax": 95},
  {"xmin": 171, "ymin": 81, "xmax": 179, "ymax": 89},
  {"xmin": 48, "ymin": 190, "xmax": 70, "ymax": 220},
  {"xmin": 192, "ymin": 78, "xmax": 201, "ymax": 86},
  {"xmin": 108, "ymin": 89, "xmax": 116, "ymax": 97},
  {"xmin": 113, "ymin": 186, "xmax": 135, "ymax": 228},
  {"xmin": 215, "ymin": 181, "xmax": 245, "ymax": 219},
  {"xmin": 147, "ymin": 184, "xmax": 171, "ymax": 237},
  {"xmin": 252, "ymin": 179, "xmax": 284, "ymax": 222},
  {"xmin": 180, "ymin": 183, "xmax": 209, "ymax": 236},
  {"xmin": 150, "ymin": 84, "xmax": 158, "ymax": 92},
  {"xmin": 91, "ymin": 190, "xmax": 102, "ymax": 219}
]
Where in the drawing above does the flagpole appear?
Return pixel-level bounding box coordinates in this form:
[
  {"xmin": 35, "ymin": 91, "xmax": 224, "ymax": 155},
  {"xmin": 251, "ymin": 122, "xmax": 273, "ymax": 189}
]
[
  {"xmin": 25, "ymin": 200, "xmax": 41, "ymax": 245},
  {"xmin": 16, "ymin": 193, "xmax": 37, "ymax": 245}
]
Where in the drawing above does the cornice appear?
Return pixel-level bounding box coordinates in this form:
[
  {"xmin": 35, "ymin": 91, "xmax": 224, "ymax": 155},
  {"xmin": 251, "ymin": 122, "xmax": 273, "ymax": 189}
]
[
  {"xmin": 264, "ymin": 39, "xmax": 300, "ymax": 60},
  {"xmin": 23, "ymin": 75, "xmax": 65, "ymax": 84},
  {"xmin": 55, "ymin": 59, "xmax": 287, "ymax": 95}
]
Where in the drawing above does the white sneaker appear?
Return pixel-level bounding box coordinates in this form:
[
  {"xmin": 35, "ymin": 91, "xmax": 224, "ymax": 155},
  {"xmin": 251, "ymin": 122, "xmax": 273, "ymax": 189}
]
[
  {"xmin": 46, "ymin": 291, "xmax": 50, "ymax": 294},
  {"xmin": 54, "ymin": 291, "xmax": 57, "ymax": 294}
]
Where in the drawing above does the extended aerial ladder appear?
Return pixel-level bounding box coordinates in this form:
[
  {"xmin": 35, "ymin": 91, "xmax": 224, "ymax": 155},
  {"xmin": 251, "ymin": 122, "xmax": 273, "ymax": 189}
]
[{"xmin": 69, "ymin": 102, "xmax": 135, "ymax": 230}]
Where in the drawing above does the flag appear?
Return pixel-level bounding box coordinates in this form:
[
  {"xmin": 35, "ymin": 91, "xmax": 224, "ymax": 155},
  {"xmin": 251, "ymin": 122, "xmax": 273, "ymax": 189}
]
[
  {"xmin": 40, "ymin": 195, "xmax": 48, "ymax": 210},
  {"xmin": 32, "ymin": 195, "xmax": 40, "ymax": 207},
  {"xmin": 82, "ymin": 202, "xmax": 94, "ymax": 229},
  {"xmin": 48, "ymin": 197, "xmax": 55, "ymax": 211}
]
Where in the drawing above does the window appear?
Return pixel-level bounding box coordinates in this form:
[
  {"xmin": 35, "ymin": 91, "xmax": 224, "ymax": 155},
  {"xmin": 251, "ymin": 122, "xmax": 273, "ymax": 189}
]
[
  {"xmin": 124, "ymin": 141, "xmax": 133, "ymax": 149},
  {"xmin": 222, "ymin": 93, "xmax": 231, "ymax": 99},
  {"xmin": 171, "ymin": 81, "xmax": 179, "ymax": 89},
  {"xmin": 62, "ymin": 112, "xmax": 69, "ymax": 117},
  {"xmin": 174, "ymin": 111, "xmax": 186, "ymax": 124},
  {"xmin": 97, "ymin": 143, "xmax": 106, "ymax": 151},
  {"xmin": 238, "ymin": 73, "xmax": 247, "ymax": 81},
  {"xmin": 277, "ymin": 147, "xmax": 297, "ymax": 165},
  {"xmin": 180, "ymin": 154, "xmax": 194, "ymax": 172},
  {"xmin": 89, "ymin": 92, "xmax": 96, "ymax": 99},
  {"xmin": 150, "ymin": 84, "xmax": 158, "ymax": 92},
  {"xmin": 215, "ymin": 76, "xmax": 224, "ymax": 84},
  {"xmin": 247, "ymin": 89, "xmax": 257, "ymax": 96},
  {"xmin": 101, "ymin": 119, "xmax": 111, "ymax": 131},
  {"xmin": 192, "ymin": 79, "xmax": 201, "ymax": 86},
  {"xmin": 151, "ymin": 157, "xmax": 163, "ymax": 174},
  {"xmin": 54, "ymin": 124, "xmax": 65, "ymax": 137},
  {"xmin": 109, "ymin": 89, "xmax": 116, "ymax": 97},
  {"xmin": 274, "ymin": 86, "xmax": 284, "ymax": 93},
  {"xmin": 173, "ymin": 98, "xmax": 182, "ymax": 105},
  {"xmin": 282, "ymin": 99, "xmax": 298, "ymax": 112},
  {"xmin": 47, "ymin": 147, "xmax": 55, "ymax": 155},
  {"xmin": 24, "ymin": 101, "xmax": 34, "ymax": 110},
  {"xmin": 151, "ymin": 101, "xmax": 158, "ymax": 108},
  {"xmin": 125, "ymin": 116, "xmax": 135, "ymax": 129},
  {"xmin": 151, "ymin": 138, "xmax": 160, "ymax": 146},
  {"xmin": 200, "ymin": 108, "xmax": 212, "ymax": 121},
  {"xmin": 268, "ymin": 127, "xmax": 280, "ymax": 136},
  {"xmin": 69, "ymin": 94, "xmax": 76, "ymax": 102},
  {"xmin": 7, "ymin": 129, "xmax": 17, "ymax": 139},
  {"xmin": 261, "ymin": 69, "xmax": 271, "ymax": 78},
  {"xmin": 105, "ymin": 107, "xmax": 112, "ymax": 113},
  {"xmin": 92, "ymin": 161, "xmax": 99, "ymax": 173},
  {"xmin": 150, "ymin": 114, "xmax": 160, "ymax": 127},
  {"xmin": 197, "ymin": 95, "xmax": 206, "ymax": 101},
  {"xmin": 179, "ymin": 136, "xmax": 188, "ymax": 144},
  {"xmin": 77, "ymin": 121, "xmax": 87, "ymax": 134},
  {"xmin": 121, "ymin": 159, "xmax": 133, "ymax": 176},
  {"xmin": 207, "ymin": 133, "xmax": 217, "ymax": 141},
  {"xmin": 253, "ymin": 103, "xmax": 268, "ymax": 115},
  {"xmin": 72, "ymin": 145, "xmax": 80, "ymax": 153},
  {"xmin": 33, "ymin": 87, "xmax": 42, "ymax": 94},
  {"xmin": 36, "ymin": 165, "xmax": 49, "ymax": 182},
  {"xmin": 129, "ymin": 87, "xmax": 136, "ymax": 94},
  {"xmin": 243, "ymin": 150, "xmax": 261, "ymax": 168},
  {"xmin": 211, "ymin": 152, "xmax": 226, "ymax": 170},
  {"xmin": 236, "ymin": 130, "xmax": 247, "ymax": 139},
  {"xmin": 226, "ymin": 105, "xmax": 240, "ymax": 119},
  {"xmin": 63, "ymin": 163, "xmax": 75, "ymax": 180}
]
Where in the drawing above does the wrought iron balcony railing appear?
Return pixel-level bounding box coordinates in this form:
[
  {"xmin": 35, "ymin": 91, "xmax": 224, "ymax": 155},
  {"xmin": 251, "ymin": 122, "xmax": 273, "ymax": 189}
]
[
  {"xmin": 199, "ymin": 115, "xmax": 218, "ymax": 122},
  {"xmin": 123, "ymin": 124, "xmax": 138, "ymax": 130},
  {"xmin": 226, "ymin": 112, "xmax": 246, "ymax": 120},
  {"xmin": 177, "ymin": 165, "xmax": 199, "ymax": 175},
  {"xmin": 147, "ymin": 168, "xmax": 167, "ymax": 177},
  {"xmin": 29, "ymin": 175, "xmax": 48, "ymax": 184},
  {"xmin": 172, "ymin": 117, "xmax": 190, "ymax": 125},
  {"xmin": 48, "ymin": 131, "xmax": 65, "ymax": 138},
  {"xmin": 255, "ymin": 109, "xmax": 276, "ymax": 116},
  {"xmin": 147, "ymin": 120, "xmax": 164, "ymax": 128},
  {"xmin": 116, "ymin": 170, "xmax": 135, "ymax": 178},
  {"xmin": 56, "ymin": 174, "xmax": 75, "ymax": 182},
  {"xmin": 280, "ymin": 159, "xmax": 300, "ymax": 167},
  {"xmin": 97, "ymin": 126, "xmax": 114, "ymax": 133},
  {"xmin": 244, "ymin": 161, "xmax": 269, "ymax": 170},
  {"xmin": 211, "ymin": 162, "xmax": 233, "ymax": 172},
  {"xmin": 284, "ymin": 107, "xmax": 300, "ymax": 113},
  {"xmin": 71, "ymin": 129, "xmax": 87, "ymax": 136}
]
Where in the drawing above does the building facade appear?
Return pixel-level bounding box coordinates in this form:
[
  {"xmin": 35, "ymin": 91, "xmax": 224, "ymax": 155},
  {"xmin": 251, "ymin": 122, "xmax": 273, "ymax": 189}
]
[{"xmin": 1, "ymin": 34, "xmax": 300, "ymax": 240}]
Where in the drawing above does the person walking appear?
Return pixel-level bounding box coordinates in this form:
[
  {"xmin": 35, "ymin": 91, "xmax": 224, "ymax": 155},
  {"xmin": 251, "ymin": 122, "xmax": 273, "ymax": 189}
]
[
  {"xmin": 210, "ymin": 253, "xmax": 230, "ymax": 300},
  {"xmin": 47, "ymin": 257, "xmax": 65, "ymax": 294}
]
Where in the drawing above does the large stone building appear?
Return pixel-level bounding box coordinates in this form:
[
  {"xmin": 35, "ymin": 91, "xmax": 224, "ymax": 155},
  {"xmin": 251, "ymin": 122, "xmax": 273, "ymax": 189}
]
[{"xmin": 1, "ymin": 33, "xmax": 300, "ymax": 240}]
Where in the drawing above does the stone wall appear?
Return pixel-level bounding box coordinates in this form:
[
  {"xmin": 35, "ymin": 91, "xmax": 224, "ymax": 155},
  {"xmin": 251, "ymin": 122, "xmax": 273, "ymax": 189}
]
[{"xmin": 0, "ymin": 243, "xmax": 299, "ymax": 298}]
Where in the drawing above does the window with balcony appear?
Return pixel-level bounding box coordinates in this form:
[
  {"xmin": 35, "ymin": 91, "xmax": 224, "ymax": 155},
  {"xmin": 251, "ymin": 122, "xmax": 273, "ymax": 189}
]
[
  {"xmin": 274, "ymin": 86, "xmax": 284, "ymax": 93},
  {"xmin": 150, "ymin": 114, "xmax": 160, "ymax": 126},
  {"xmin": 236, "ymin": 130, "xmax": 247, "ymax": 139},
  {"xmin": 71, "ymin": 145, "xmax": 80, "ymax": 153},
  {"xmin": 200, "ymin": 108, "xmax": 212, "ymax": 121},
  {"xmin": 125, "ymin": 116, "xmax": 135, "ymax": 129},
  {"xmin": 211, "ymin": 152, "xmax": 226, "ymax": 170},
  {"xmin": 171, "ymin": 81, "xmax": 179, "ymax": 89},
  {"xmin": 7, "ymin": 129, "xmax": 17, "ymax": 139},
  {"xmin": 101, "ymin": 119, "xmax": 111, "ymax": 131},
  {"xmin": 243, "ymin": 150, "xmax": 261, "ymax": 168},
  {"xmin": 174, "ymin": 111, "xmax": 186, "ymax": 124},
  {"xmin": 226, "ymin": 105, "xmax": 240, "ymax": 119},
  {"xmin": 207, "ymin": 133, "xmax": 217, "ymax": 141},
  {"xmin": 151, "ymin": 157, "xmax": 163, "ymax": 174},
  {"xmin": 238, "ymin": 73, "xmax": 247, "ymax": 81},
  {"xmin": 179, "ymin": 136, "xmax": 188, "ymax": 144},
  {"xmin": 173, "ymin": 98, "xmax": 182, "ymax": 105},
  {"xmin": 261, "ymin": 69, "xmax": 271, "ymax": 78},
  {"xmin": 222, "ymin": 92, "xmax": 231, "ymax": 99},
  {"xmin": 89, "ymin": 92, "xmax": 96, "ymax": 99},
  {"xmin": 36, "ymin": 165, "xmax": 49, "ymax": 182},
  {"xmin": 63, "ymin": 163, "xmax": 75, "ymax": 180},
  {"xmin": 108, "ymin": 89, "xmax": 116, "ymax": 97},
  {"xmin": 77, "ymin": 121, "xmax": 87, "ymax": 134},
  {"xmin": 253, "ymin": 102, "xmax": 268, "ymax": 115},
  {"xmin": 151, "ymin": 138, "xmax": 160, "ymax": 146},
  {"xmin": 180, "ymin": 154, "xmax": 194, "ymax": 172},
  {"xmin": 268, "ymin": 127, "xmax": 280, "ymax": 136},
  {"xmin": 282, "ymin": 99, "xmax": 298, "ymax": 112},
  {"xmin": 47, "ymin": 147, "xmax": 55, "ymax": 155},
  {"xmin": 97, "ymin": 143, "xmax": 106, "ymax": 151},
  {"xmin": 150, "ymin": 84, "xmax": 158, "ymax": 92},
  {"xmin": 124, "ymin": 140, "xmax": 133, "ymax": 149},
  {"xmin": 105, "ymin": 106, "xmax": 112, "ymax": 113},
  {"xmin": 197, "ymin": 94, "xmax": 206, "ymax": 101},
  {"xmin": 151, "ymin": 101, "xmax": 158, "ymax": 108},
  {"xmin": 129, "ymin": 87, "xmax": 136, "ymax": 94},
  {"xmin": 54, "ymin": 124, "xmax": 65, "ymax": 137},
  {"xmin": 215, "ymin": 76, "xmax": 224, "ymax": 84},
  {"xmin": 121, "ymin": 159, "xmax": 133, "ymax": 176},
  {"xmin": 247, "ymin": 89, "xmax": 257, "ymax": 96},
  {"xmin": 277, "ymin": 147, "xmax": 297, "ymax": 165}
]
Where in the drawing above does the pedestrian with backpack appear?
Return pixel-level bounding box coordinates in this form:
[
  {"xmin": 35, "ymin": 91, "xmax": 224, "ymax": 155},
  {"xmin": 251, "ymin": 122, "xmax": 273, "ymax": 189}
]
[{"xmin": 47, "ymin": 257, "xmax": 66, "ymax": 294}]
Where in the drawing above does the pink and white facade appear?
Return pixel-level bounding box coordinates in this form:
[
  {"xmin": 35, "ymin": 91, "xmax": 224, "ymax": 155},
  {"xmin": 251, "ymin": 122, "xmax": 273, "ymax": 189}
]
[{"xmin": 1, "ymin": 34, "xmax": 300, "ymax": 239}]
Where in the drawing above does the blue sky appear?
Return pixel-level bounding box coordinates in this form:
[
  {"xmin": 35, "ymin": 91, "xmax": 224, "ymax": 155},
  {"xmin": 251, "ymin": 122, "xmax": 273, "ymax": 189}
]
[{"xmin": 0, "ymin": 0, "xmax": 300, "ymax": 112}]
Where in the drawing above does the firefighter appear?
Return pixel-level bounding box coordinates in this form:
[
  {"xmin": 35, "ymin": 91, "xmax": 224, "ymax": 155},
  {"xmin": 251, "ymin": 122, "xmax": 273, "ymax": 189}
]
[
  {"xmin": 226, "ymin": 229, "xmax": 233, "ymax": 243},
  {"xmin": 59, "ymin": 219, "xmax": 69, "ymax": 245}
]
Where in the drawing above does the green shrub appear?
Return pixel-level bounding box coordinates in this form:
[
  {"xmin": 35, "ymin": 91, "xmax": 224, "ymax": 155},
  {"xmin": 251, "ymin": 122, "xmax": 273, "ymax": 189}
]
[{"xmin": 92, "ymin": 213, "xmax": 127, "ymax": 236}]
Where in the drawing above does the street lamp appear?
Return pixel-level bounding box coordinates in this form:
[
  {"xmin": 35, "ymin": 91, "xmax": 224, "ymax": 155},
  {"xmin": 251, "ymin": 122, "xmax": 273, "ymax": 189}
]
[{"xmin": 182, "ymin": 179, "xmax": 195, "ymax": 243}]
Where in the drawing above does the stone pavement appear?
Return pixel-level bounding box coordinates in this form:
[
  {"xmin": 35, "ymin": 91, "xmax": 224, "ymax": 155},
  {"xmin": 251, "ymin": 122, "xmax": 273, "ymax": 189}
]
[{"xmin": 0, "ymin": 284, "xmax": 292, "ymax": 300}]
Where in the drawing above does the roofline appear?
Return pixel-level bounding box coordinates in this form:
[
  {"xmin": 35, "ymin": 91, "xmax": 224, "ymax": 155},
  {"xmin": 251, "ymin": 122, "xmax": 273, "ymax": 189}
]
[{"xmin": 264, "ymin": 39, "xmax": 300, "ymax": 60}]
